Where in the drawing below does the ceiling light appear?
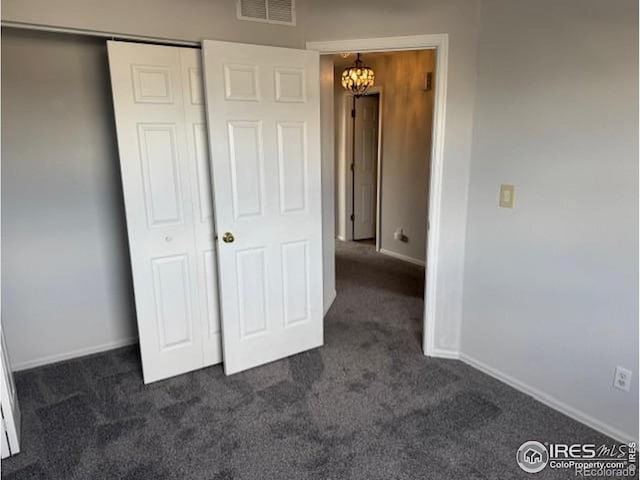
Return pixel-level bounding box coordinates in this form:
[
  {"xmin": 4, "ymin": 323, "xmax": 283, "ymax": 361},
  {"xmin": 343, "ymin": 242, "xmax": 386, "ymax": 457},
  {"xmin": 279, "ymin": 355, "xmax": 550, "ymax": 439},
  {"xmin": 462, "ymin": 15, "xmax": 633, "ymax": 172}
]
[{"xmin": 341, "ymin": 53, "xmax": 374, "ymax": 97}]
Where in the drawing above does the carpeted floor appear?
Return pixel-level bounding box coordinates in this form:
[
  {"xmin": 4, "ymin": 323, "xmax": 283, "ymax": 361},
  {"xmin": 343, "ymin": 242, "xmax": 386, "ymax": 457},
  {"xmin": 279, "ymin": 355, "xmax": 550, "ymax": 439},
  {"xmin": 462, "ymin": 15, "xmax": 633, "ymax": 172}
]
[{"xmin": 2, "ymin": 241, "xmax": 615, "ymax": 479}]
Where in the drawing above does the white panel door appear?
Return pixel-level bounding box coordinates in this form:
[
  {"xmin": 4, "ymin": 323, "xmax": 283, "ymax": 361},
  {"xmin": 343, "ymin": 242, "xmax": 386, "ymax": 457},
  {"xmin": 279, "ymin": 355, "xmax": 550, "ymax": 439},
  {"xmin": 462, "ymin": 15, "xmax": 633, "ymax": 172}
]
[
  {"xmin": 353, "ymin": 95, "xmax": 379, "ymax": 240},
  {"xmin": 1, "ymin": 329, "xmax": 20, "ymax": 458},
  {"xmin": 179, "ymin": 50, "xmax": 223, "ymax": 366},
  {"xmin": 108, "ymin": 41, "xmax": 221, "ymax": 383},
  {"xmin": 202, "ymin": 40, "xmax": 323, "ymax": 375}
]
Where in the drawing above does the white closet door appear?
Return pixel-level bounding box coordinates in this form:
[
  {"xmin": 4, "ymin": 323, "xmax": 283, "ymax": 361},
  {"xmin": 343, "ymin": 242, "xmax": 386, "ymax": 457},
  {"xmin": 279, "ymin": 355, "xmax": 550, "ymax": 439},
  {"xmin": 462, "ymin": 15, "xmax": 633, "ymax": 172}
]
[
  {"xmin": 179, "ymin": 49, "xmax": 223, "ymax": 366},
  {"xmin": 202, "ymin": 40, "xmax": 323, "ymax": 375},
  {"xmin": 1, "ymin": 329, "xmax": 20, "ymax": 458},
  {"xmin": 108, "ymin": 41, "xmax": 221, "ymax": 383}
]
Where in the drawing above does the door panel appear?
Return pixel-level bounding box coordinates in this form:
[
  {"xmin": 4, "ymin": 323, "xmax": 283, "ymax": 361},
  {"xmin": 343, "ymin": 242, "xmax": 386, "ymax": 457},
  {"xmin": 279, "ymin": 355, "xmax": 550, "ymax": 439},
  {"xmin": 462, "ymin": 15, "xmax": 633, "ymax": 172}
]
[
  {"xmin": 202, "ymin": 40, "xmax": 323, "ymax": 375},
  {"xmin": 108, "ymin": 42, "xmax": 221, "ymax": 383},
  {"xmin": 282, "ymin": 240, "xmax": 310, "ymax": 325},
  {"xmin": 277, "ymin": 122, "xmax": 308, "ymax": 213},
  {"xmin": 236, "ymin": 248, "xmax": 269, "ymax": 338},
  {"xmin": 353, "ymin": 95, "xmax": 379, "ymax": 240},
  {"xmin": 151, "ymin": 255, "xmax": 194, "ymax": 349},
  {"xmin": 179, "ymin": 48, "xmax": 223, "ymax": 367},
  {"xmin": 138, "ymin": 124, "xmax": 184, "ymax": 226},
  {"xmin": 228, "ymin": 121, "xmax": 265, "ymax": 218}
]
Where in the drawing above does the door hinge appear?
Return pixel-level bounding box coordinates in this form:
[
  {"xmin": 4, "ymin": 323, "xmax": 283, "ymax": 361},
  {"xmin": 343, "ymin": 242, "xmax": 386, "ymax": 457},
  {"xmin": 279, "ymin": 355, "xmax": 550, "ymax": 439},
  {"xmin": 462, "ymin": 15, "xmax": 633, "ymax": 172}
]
[
  {"xmin": 351, "ymin": 109, "xmax": 356, "ymax": 118},
  {"xmin": 350, "ymin": 213, "xmax": 355, "ymax": 221},
  {"xmin": 350, "ymin": 163, "xmax": 354, "ymax": 172}
]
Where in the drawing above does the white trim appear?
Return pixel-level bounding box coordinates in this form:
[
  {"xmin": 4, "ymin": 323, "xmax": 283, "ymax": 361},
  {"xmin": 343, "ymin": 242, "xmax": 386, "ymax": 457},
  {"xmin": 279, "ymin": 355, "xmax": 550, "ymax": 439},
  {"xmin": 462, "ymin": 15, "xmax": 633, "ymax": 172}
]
[
  {"xmin": 379, "ymin": 248, "xmax": 425, "ymax": 267},
  {"xmin": 429, "ymin": 348, "xmax": 460, "ymax": 360},
  {"xmin": 1, "ymin": 21, "xmax": 200, "ymax": 47},
  {"xmin": 336, "ymin": 235, "xmax": 347, "ymax": 242},
  {"xmin": 12, "ymin": 337, "xmax": 138, "ymax": 372},
  {"xmin": 307, "ymin": 34, "xmax": 446, "ymax": 54},
  {"xmin": 323, "ymin": 289, "xmax": 337, "ymax": 316},
  {"xmin": 459, "ymin": 353, "xmax": 638, "ymax": 444},
  {"xmin": 307, "ymin": 34, "xmax": 449, "ymax": 359},
  {"xmin": 368, "ymin": 88, "xmax": 384, "ymax": 253}
]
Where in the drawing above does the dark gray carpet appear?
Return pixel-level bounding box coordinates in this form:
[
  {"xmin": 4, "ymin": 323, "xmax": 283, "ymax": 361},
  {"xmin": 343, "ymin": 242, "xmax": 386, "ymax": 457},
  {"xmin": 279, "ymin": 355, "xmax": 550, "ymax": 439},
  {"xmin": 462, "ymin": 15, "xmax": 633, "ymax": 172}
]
[{"xmin": 2, "ymin": 241, "xmax": 616, "ymax": 479}]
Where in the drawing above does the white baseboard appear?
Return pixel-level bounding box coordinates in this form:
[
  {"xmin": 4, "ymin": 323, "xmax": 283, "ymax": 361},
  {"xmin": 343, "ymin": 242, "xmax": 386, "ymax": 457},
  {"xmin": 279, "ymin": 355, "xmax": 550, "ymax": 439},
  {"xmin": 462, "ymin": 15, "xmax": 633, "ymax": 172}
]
[
  {"xmin": 427, "ymin": 347, "xmax": 460, "ymax": 360},
  {"xmin": 379, "ymin": 248, "xmax": 425, "ymax": 267},
  {"xmin": 324, "ymin": 289, "xmax": 337, "ymax": 316},
  {"xmin": 12, "ymin": 337, "xmax": 138, "ymax": 372},
  {"xmin": 459, "ymin": 352, "xmax": 637, "ymax": 444}
]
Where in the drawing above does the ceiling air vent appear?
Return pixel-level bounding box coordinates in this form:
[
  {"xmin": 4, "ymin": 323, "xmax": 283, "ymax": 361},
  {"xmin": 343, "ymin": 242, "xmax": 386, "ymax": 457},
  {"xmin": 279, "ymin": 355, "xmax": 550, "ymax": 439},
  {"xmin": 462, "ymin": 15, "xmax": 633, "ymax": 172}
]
[{"xmin": 237, "ymin": 0, "xmax": 296, "ymax": 26}]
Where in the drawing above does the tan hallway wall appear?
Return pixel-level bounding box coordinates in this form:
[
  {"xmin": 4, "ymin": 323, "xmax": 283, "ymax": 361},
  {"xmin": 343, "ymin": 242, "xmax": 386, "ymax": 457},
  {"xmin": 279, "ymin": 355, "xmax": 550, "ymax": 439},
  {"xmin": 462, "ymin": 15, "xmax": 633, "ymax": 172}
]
[{"xmin": 334, "ymin": 51, "xmax": 435, "ymax": 264}]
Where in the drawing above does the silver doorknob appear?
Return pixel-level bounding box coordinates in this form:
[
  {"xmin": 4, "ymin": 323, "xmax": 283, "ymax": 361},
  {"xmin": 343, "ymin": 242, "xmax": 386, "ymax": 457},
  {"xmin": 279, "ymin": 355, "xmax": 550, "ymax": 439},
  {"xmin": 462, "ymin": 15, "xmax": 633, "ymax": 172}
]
[{"xmin": 222, "ymin": 232, "xmax": 235, "ymax": 243}]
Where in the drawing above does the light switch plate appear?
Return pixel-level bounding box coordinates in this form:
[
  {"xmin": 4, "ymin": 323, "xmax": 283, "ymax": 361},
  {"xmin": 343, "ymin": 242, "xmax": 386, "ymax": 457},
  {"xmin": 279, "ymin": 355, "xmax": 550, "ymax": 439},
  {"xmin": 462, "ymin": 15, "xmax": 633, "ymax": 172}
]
[{"xmin": 499, "ymin": 184, "xmax": 515, "ymax": 208}]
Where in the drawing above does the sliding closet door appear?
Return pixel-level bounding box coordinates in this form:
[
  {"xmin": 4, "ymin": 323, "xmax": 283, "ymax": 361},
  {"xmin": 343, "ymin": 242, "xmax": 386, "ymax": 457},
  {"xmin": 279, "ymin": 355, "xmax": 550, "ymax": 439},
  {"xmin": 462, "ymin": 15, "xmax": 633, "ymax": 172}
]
[{"xmin": 108, "ymin": 41, "xmax": 221, "ymax": 383}]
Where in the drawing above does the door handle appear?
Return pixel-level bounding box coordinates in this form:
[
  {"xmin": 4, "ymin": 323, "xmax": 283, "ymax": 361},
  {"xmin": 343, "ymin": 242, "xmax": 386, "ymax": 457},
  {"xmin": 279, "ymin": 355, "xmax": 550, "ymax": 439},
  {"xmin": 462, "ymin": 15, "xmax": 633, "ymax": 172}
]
[{"xmin": 222, "ymin": 232, "xmax": 235, "ymax": 243}]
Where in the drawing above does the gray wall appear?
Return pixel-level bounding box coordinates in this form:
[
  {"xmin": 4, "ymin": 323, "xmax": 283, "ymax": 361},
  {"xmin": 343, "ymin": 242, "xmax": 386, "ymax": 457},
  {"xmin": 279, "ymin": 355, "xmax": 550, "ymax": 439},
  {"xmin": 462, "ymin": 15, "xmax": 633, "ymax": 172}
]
[
  {"xmin": 307, "ymin": 0, "xmax": 482, "ymax": 351},
  {"xmin": 461, "ymin": 0, "xmax": 639, "ymax": 441},
  {"xmin": 1, "ymin": 0, "xmax": 306, "ymax": 48},
  {"xmin": 1, "ymin": 28, "xmax": 137, "ymax": 368}
]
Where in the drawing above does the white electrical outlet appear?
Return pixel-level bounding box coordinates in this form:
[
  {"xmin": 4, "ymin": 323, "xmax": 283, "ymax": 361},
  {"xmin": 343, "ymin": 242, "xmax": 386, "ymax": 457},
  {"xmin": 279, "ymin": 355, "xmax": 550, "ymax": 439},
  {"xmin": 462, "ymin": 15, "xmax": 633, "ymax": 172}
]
[
  {"xmin": 394, "ymin": 228, "xmax": 408, "ymax": 243},
  {"xmin": 613, "ymin": 366, "xmax": 632, "ymax": 392}
]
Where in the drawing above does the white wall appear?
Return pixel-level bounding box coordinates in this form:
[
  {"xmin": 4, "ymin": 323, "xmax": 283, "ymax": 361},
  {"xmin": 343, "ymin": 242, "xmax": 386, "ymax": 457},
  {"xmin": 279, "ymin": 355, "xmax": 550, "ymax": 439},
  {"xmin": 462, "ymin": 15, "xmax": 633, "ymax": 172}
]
[
  {"xmin": 461, "ymin": 0, "xmax": 638, "ymax": 441},
  {"xmin": 334, "ymin": 51, "xmax": 435, "ymax": 264},
  {"xmin": 1, "ymin": 28, "xmax": 138, "ymax": 368}
]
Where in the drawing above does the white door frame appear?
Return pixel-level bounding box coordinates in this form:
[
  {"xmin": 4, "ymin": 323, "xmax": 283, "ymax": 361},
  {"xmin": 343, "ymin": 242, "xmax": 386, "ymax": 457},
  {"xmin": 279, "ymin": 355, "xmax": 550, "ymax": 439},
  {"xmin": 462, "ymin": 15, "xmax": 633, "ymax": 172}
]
[{"xmin": 306, "ymin": 34, "xmax": 449, "ymax": 357}]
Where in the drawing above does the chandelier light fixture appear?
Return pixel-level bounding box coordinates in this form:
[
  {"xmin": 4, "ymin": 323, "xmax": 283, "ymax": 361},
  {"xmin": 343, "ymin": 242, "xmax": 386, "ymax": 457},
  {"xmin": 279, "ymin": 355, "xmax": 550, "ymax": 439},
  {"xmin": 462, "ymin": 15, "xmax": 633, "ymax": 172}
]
[{"xmin": 341, "ymin": 53, "xmax": 375, "ymax": 97}]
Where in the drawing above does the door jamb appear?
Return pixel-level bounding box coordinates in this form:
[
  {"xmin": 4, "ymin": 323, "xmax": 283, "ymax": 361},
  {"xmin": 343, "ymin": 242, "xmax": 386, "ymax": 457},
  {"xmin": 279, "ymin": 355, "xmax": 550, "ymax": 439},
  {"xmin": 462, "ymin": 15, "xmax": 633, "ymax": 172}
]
[{"xmin": 306, "ymin": 34, "xmax": 449, "ymax": 358}]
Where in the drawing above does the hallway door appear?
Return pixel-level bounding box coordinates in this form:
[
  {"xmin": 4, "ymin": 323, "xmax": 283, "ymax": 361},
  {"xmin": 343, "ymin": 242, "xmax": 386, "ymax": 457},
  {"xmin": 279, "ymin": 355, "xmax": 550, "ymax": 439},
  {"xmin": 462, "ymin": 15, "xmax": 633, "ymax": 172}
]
[{"xmin": 353, "ymin": 95, "xmax": 379, "ymax": 240}]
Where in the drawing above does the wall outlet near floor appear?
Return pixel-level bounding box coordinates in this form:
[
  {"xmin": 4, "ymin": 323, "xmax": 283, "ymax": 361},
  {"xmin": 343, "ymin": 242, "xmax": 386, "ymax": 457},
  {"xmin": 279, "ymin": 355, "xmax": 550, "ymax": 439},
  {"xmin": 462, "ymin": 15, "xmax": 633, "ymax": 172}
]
[
  {"xmin": 394, "ymin": 228, "xmax": 408, "ymax": 243},
  {"xmin": 613, "ymin": 366, "xmax": 632, "ymax": 392}
]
